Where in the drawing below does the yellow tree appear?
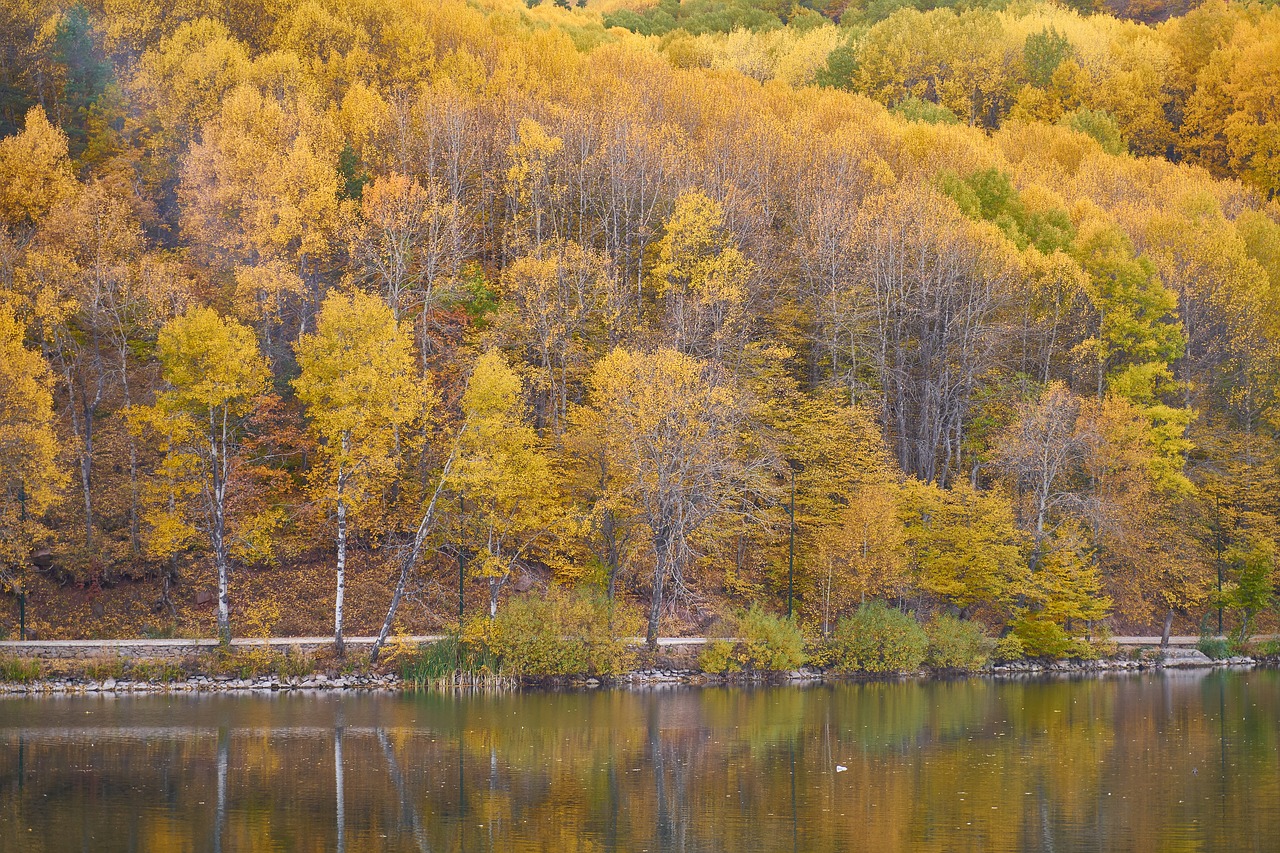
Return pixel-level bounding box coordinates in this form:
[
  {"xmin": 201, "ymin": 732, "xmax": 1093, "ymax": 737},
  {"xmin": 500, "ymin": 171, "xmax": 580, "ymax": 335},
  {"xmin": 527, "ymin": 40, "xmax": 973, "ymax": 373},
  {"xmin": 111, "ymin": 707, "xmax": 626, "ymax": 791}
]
[
  {"xmin": 0, "ymin": 106, "xmax": 76, "ymax": 231},
  {"xmin": 773, "ymin": 390, "xmax": 903, "ymax": 631},
  {"xmin": 900, "ymin": 478, "xmax": 1030, "ymax": 620},
  {"xmin": 0, "ymin": 305, "xmax": 64, "ymax": 614},
  {"xmin": 448, "ymin": 349, "xmax": 561, "ymax": 619},
  {"xmin": 579, "ymin": 347, "xmax": 747, "ymax": 647},
  {"xmin": 648, "ymin": 190, "xmax": 753, "ymax": 361},
  {"xmin": 815, "ymin": 484, "xmax": 909, "ymax": 634},
  {"xmin": 132, "ymin": 308, "xmax": 270, "ymax": 643},
  {"xmin": 499, "ymin": 240, "xmax": 616, "ymax": 433},
  {"xmin": 293, "ymin": 290, "xmax": 424, "ymax": 655},
  {"xmin": 1075, "ymin": 394, "xmax": 1209, "ymax": 643}
]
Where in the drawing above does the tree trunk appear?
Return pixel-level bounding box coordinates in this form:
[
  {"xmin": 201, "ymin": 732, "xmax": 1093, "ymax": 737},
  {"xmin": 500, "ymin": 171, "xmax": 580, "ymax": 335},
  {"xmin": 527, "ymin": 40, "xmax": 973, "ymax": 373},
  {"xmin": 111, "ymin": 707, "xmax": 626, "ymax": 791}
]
[
  {"xmin": 603, "ymin": 510, "xmax": 620, "ymax": 601},
  {"xmin": 213, "ymin": 409, "xmax": 231, "ymax": 645},
  {"xmin": 334, "ymin": 487, "xmax": 347, "ymax": 657},
  {"xmin": 215, "ymin": 540, "xmax": 231, "ymax": 645},
  {"xmin": 79, "ymin": 425, "xmax": 94, "ymax": 551},
  {"xmin": 1161, "ymin": 609, "xmax": 1174, "ymax": 649},
  {"xmin": 371, "ymin": 443, "xmax": 457, "ymax": 663},
  {"xmin": 647, "ymin": 537, "xmax": 669, "ymax": 650}
]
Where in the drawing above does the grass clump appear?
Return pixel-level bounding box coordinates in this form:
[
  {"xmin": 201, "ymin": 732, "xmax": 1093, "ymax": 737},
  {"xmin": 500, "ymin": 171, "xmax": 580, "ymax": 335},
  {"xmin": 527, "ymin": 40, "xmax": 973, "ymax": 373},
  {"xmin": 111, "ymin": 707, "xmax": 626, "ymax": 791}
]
[
  {"xmin": 130, "ymin": 659, "xmax": 188, "ymax": 682},
  {"xmin": 82, "ymin": 654, "xmax": 128, "ymax": 681},
  {"xmin": 925, "ymin": 615, "xmax": 993, "ymax": 671},
  {"xmin": 397, "ymin": 634, "xmax": 499, "ymax": 686},
  {"xmin": 211, "ymin": 646, "xmax": 314, "ymax": 680},
  {"xmin": 0, "ymin": 655, "xmax": 43, "ymax": 683},
  {"xmin": 828, "ymin": 602, "xmax": 928, "ymax": 674},
  {"xmin": 699, "ymin": 605, "xmax": 805, "ymax": 673},
  {"xmin": 1251, "ymin": 638, "xmax": 1280, "ymax": 659}
]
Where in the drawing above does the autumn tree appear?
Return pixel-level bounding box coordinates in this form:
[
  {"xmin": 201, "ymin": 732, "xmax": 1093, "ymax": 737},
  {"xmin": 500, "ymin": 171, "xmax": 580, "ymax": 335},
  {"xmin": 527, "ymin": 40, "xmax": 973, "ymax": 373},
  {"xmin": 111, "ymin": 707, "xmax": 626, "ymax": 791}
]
[
  {"xmin": 349, "ymin": 174, "xmax": 465, "ymax": 322},
  {"xmin": 498, "ymin": 240, "xmax": 616, "ymax": 432},
  {"xmin": 0, "ymin": 305, "xmax": 64, "ymax": 605},
  {"xmin": 900, "ymin": 478, "xmax": 1030, "ymax": 620},
  {"xmin": 578, "ymin": 347, "xmax": 748, "ymax": 647},
  {"xmin": 648, "ymin": 190, "xmax": 753, "ymax": 361},
  {"xmin": 854, "ymin": 182, "xmax": 1018, "ymax": 485},
  {"xmin": 293, "ymin": 290, "xmax": 424, "ymax": 654},
  {"xmin": 0, "ymin": 106, "xmax": 76, "ymax": 231},
  {"xmin": 448, "ymin": 349, "xmax": 561, "ymax": 619},
  {"xmin": 133, "ymin": 307, "xmax": 270, "ymax": 643}
]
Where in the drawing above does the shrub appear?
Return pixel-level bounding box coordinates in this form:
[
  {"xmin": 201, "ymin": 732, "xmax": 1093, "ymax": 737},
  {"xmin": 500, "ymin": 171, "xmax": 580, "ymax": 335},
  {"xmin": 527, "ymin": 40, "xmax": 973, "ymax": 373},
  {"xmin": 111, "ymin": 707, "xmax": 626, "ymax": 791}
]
[
  {"xmin": 483, "ymin": 586, "xmax": 641, "ymax": 676},
  {"xmin": 699, "ymin": 606, "xmax": 806, "ymax": 673},
  {"xmin": 993, "ymin": 635, "xmax": 1026, "ymax": 662},
  {"xmin": 1197, "ymin": 636, "xmax": 1231, "ymax": 660},
  {"xmin": 1062, "ymin": 637, "xmax": 1097, "ymax": 660},
  {"xmin": 893, "ymin": 95, "xmax": 960, "ymax": 125},
  {"xmin": 1010, "ymin": 616, "xmax": 1071, "ymax": 658},
  {"xmin": 0, "ymin": 655, "xmax": 42, "ymax": 683},
  {"xmin": 925, "ymin": 615, "xmax": 993, "ymax": 671},
  {"xmin": 1251, "ymin": 638, "xmax": 1280, "ymax": 659},
  {"xmin": 698, "ymin": 639, "xmax": 738, "ymax": 674},
  {"xmin": 828, "ymin": 602, "xmax": 928, "ymax": 674}
]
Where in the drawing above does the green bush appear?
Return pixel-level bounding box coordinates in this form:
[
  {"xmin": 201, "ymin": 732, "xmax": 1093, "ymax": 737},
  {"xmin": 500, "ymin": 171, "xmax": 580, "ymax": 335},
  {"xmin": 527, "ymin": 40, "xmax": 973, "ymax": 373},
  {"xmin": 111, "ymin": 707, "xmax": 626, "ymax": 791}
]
[
  {"xmin": 828, "ymin": 602, "xmax": 928, "ymax": 674},
  {"xmin": 483, "ymin": 586, "xmax": 641, "ymax": 676},
  {"xmin": 1197, "ymin": 636, "xmax": 1231, "ymax": 660},
  {"xmin": 699, "ymin": 606, "xmax": 806, "ymax": 673},
  {"xmin": 892, "ymin": 94, "xmax": 960, "ymax": 125},
  {"xmin": 993, "ymin": 635, "xmax": 1026, "ymax": 662},
  {"xmin": 1011, "ymin": 616, "xmax": 1072, "ymax": 658},
  {"xmin": 1251, "ymin": 638, "xmax": 1280, "ymax": 659},
  {"xmin": 698, "ymin": 639, "xmax": 738, "ymax": 674},
  {"xmin": 0, "ymin": 655, "xmax": 42, "ymax": 683},
  {"xmin": 925, "ymin": 615, "xmax": 993, "ymax": 671}
]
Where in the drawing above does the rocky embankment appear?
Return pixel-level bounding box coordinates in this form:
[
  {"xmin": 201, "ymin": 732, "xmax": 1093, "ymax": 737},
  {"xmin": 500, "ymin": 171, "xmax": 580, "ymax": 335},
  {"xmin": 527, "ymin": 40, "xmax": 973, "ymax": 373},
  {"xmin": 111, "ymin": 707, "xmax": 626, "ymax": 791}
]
[{"xmin": 0, "ymin": 672, "xmax": 404, "ymax": 695}]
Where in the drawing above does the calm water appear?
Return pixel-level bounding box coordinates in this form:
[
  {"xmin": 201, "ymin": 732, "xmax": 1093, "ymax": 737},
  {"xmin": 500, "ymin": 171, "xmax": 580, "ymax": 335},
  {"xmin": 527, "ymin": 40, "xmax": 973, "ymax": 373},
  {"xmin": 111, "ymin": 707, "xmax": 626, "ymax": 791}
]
[{"xmin": 0, "ymin": 670, "xmax": 1277, "ymax": 852}]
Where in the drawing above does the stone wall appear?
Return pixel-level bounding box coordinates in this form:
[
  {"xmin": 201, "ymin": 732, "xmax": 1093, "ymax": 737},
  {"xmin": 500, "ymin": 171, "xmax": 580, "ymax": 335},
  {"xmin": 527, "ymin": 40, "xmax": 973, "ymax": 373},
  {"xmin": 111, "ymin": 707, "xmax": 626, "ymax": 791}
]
[{"xmin": 0, "ymin": 636, "xmax": 442, "ymax": 660}]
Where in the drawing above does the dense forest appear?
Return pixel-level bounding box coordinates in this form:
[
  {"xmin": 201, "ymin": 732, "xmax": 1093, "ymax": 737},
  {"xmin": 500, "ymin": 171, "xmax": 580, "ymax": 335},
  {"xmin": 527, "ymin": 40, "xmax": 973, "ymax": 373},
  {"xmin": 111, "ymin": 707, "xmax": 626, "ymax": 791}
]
[{"xmin": 1, "ymin": 0, "xmax": 1279, "ymax": 650}]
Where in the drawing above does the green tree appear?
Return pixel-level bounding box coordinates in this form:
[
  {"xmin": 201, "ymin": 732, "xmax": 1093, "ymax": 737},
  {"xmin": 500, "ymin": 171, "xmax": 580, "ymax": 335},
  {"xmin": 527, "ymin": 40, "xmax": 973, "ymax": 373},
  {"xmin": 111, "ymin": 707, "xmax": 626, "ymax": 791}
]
[{"xmin": 1223, "ymin": 533, "xmax": 1276, "ymax": 641}]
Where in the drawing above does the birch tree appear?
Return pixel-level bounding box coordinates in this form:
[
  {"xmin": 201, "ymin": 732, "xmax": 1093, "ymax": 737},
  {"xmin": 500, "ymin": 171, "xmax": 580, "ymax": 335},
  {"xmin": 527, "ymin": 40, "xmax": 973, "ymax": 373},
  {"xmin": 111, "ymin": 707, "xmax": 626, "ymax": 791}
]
[
  {"xmin": 293, "ymin": 290, "xmax": 423, "ymax": 655},
  {"xmin": 133, "ymin": 307, "xmax": 269, "ymax": 643}
]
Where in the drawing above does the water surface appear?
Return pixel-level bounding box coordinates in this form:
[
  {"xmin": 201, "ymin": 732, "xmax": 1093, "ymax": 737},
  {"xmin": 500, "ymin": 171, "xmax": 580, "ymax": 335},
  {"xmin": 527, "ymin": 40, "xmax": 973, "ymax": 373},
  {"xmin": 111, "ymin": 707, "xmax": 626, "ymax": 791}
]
[{"xmin": 1, "ymin": 669, "xmax": 1277, "ymax": 852}]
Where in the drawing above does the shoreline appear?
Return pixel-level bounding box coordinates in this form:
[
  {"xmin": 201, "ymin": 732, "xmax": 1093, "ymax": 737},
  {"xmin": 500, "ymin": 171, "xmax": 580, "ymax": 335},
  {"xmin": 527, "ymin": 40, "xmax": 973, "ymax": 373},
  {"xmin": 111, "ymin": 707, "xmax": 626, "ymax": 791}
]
[{"xmin": 0, "ymin": 652, "xmax": 1268, "ymax": 696}]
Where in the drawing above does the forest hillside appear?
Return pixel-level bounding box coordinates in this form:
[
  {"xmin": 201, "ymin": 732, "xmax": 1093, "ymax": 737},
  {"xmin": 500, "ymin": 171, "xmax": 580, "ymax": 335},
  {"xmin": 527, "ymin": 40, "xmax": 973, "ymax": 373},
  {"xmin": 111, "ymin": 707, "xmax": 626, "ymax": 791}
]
[{"xmin": 1, "ymin": 0, "xmax": 1279, "ymax": 648}]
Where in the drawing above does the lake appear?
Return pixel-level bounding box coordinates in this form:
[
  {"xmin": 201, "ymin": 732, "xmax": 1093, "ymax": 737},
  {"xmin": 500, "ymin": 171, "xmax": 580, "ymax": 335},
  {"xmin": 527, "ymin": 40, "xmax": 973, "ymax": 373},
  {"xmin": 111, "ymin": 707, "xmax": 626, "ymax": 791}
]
[{"xmin": 0, "ymin": 669, "xmax": 1276, "ymax": 852}]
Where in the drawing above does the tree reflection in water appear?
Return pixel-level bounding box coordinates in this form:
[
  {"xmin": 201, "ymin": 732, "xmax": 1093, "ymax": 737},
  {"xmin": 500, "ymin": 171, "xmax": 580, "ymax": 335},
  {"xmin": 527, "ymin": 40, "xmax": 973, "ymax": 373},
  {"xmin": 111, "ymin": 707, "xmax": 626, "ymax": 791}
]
[{"xmin": 0, "ymin": 669, "xmax": 1275, "ymax": 852}]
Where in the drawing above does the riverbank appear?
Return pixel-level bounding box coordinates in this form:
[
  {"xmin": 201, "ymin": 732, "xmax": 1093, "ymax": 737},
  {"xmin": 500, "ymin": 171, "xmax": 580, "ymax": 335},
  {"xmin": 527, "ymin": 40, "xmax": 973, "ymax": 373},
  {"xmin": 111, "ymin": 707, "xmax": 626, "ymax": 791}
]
[{"xmin": 0, "ymin": 636, "xmax": 1271, "ymax": 694}]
